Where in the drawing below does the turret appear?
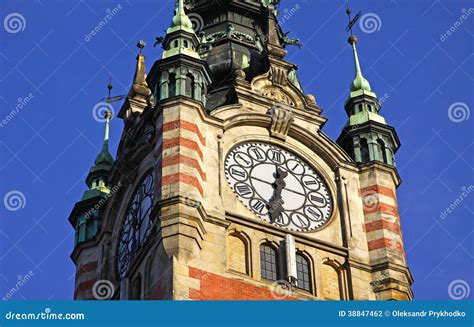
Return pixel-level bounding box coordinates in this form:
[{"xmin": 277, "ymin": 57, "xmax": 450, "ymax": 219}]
[
  {"xmin": 69, "ymin": 108, "xmax": 114, "ymax": 245},
  {"xmin": 336, "ymin": 11, "xmax": 399, "ymax": 167},
  {"xmin": 147, "ymin": 0, "xmax": 212, "ymax": 106}
]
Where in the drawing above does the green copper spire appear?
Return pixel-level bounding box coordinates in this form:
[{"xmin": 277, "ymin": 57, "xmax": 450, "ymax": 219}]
[
  {"xmin": 348, "ymin": 35, "xmax": 372, "ymax": 93},
  {"xmin": 162, "ymin": 0, "xmax": 200, "ymax": 59},
  {"xmin": 167, "ymin": 0, "xmax": 194, "ymax": 34}
]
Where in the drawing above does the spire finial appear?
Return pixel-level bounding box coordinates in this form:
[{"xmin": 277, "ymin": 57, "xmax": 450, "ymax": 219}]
[
  {"xmin": 137, "ymin": 40, "xmax": 146, "ymax": 54},
  {"xmin": 344, "ymin": 4, "xmax": 371, "ymax": 93}
]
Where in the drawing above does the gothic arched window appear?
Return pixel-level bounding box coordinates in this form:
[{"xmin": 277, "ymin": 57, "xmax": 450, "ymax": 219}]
[
  {"xmin": 185, "ymin": 74, "xmax": 195, "ymax": 99},
  {"xmin": 168, "ymin": 73, "xmax": 176, "ymax": 97},
  {"xmin": 377, "ymin": 139, "xmax": 388, "ymax": 163},
  {"xmin": 131, "ymin": 274, "xmax": 142, "ymax": 300},
  {"xmin": 260, "ymin": 243, "xmax": 278, "ymax": 281},
  {"xmin": 145, "ymin": 257, "xmax": 154, "ymax": 299},
  {"xmin": 360, "ymin": 138, "xmax": 370, "ymax": 162},
  {"xmin": 296, "ymin": 254, "xmax": 311, "ymax": 292}
]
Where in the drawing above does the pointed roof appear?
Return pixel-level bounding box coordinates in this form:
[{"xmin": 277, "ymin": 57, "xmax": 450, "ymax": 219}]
[
  {"xmin": 84, "ymin": 110, "xmax": 114, "ymax": 199},
  {"xmin": 167, "ymin": 0, "xmax": 194, "ymax": 34},
  {"xmin": 162, "ymin": 0, "xmax": 200, "ymax": 60},
  {"xmin": 348, "ymin": 35, "xmax": 372, "ymax": 93},
  {"xmin": 129, "ymin": 41, "xmax": 152, "ymax": 99}
]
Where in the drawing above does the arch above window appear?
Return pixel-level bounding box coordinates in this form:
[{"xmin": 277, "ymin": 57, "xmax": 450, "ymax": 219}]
[
  {"xmin": 296, "ymin": 253, "xmax": 311, "ymax": 292},
  {"xmin": 260, "ymin": 243, "xmax": 278, "ymax": 281}
]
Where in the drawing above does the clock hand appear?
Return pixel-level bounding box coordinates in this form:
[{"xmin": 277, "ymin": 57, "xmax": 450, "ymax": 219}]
[{"xmin": 268, "ymin": 167, "xmax": 288, "ymax": 223}]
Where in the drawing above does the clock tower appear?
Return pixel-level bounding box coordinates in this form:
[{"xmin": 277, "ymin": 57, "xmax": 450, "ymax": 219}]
[{"xmin": 69, "ymin": 0, "xmax": 413, "ymax": 300}]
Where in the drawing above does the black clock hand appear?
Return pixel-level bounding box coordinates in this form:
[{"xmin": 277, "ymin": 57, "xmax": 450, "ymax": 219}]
[{"xmin": 268, "ymin": 167, "xmax": 288, "ymax": 223}]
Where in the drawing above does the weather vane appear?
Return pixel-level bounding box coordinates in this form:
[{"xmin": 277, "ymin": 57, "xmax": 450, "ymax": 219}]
[
  {"xmin": 100, "ymin": 78, "xmax": 126, "ymax": 120},
  {"xmin": 345, "ymin": 3, "xmax": 361, "ymax": 35}
]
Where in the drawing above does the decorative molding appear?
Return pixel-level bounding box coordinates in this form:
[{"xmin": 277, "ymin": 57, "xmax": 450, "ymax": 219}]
[
  {"xmin": 261, "ymin": 87, "xmax": 295, "ymax": 107},
  {"xmin": 267, "ymin": 103, "xmax": 294, "ymax": 140}
]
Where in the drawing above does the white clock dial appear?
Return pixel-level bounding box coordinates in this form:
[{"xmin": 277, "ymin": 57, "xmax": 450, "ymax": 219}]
[{"xmin": 224, "ymin": 142, "xmax": 333, "ymax": 232}]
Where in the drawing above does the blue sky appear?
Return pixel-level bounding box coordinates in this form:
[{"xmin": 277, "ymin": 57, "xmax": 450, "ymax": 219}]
[{"xmin": 0, "ymin": 0, "xmax": 472, "ymax": 300}]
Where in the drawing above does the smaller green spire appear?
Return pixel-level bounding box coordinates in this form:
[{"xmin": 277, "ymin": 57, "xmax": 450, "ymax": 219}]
[
  {"xmin": 168, "ymin": 0, "xmax": 194, "ymax": 34},
  {"xmin": 348, "ymin": 35, "xmax": 371, "ymax": 93}
]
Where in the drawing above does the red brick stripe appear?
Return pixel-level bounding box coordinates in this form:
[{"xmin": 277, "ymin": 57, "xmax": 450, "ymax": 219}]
[
  {"xmin": 368, "ymin": 238, "xmax": 403, "ymax": 253},
  {"xmin": 162, "ymin": 154, "xmax": 206, "ymax": 181},
  {"xmin": 74, "ymin": 279, "xmax": 96, "ymax": 298},
  {"xmin": 162, "ymin": 137, "xmax": 203, "ymax": 160},
  {"xmin": 162, "ymin": 173, "xmax": 203, "ymax": 196},
  {"xmin": 360, "ymin": 185, "xmax": 396, "ymax": 199},
  {"xmin": 189, "ymin": 267, "xmax": 297, "ymax": 300},
  {"xmin": 364, "ymin": 220, "xmax": 400, "ymax": 234},
  {"xmin": 162, "ymin": 120, "xmax": 206, "ymax": 146},
  {"xmin": 363, "ymin": 202, "xmax": 399, "ymax": 216},
  {"xmin": 75, "ymin": 261, "xmax": 97, "ymax": 282}
]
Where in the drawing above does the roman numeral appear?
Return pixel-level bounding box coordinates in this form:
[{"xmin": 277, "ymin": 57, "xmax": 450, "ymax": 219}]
[
  {"xmin": 250, "ymin": 148, "xmax": 264, "ymax": 159},
  {"xmin": 293, "ymin": 214, "xmax": 308, "ymax": 227},
  {"xmin": 304, "ymin": 179, "xmax": 318, "ymax": 186},
  {"xmin": 251, "ymin": 200, "xmax": 266, "ymax": 213},
  {"xmin": 231, "ymin": 167, "xmax": 246, "ymax": 178},
  {"xmin": 291, "ymin": 163, "xmax": 300, "ymax": 171},
  {"xmin": 236, "ymin": 184, "xmax": 252, "ymax": 196},
  {"xmin": 271, "ymin": 151, "xmax": 282, "ymax": 163},
  {"xmin": 307, "ymin": 207, "xmax": 320, "ymax": 219},
  {"xmin": 310, "ymin": 194, "xmax": 324, "ymax": 204},
  {"xmin": 236, "ymin": 154, "xmax": 250, "ymax": 165}
]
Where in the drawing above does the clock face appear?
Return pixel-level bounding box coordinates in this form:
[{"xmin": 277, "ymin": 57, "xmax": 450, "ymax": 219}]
[
  {"xmin": 117, "ymin": 171, "xmax": 155, "ymax": 279},
  {"xmin": 224, "ymin": 142, "xmax": 333, "ymax": 232}
]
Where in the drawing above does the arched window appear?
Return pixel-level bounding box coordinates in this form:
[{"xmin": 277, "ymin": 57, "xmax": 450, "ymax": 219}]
[
  {"xmin": 368, "ymin": 104, "xmax": 373, "ymax": 112},
  {"xmin": 145, "ymin": 257, "xmax": 154, "ymax": 299},
  {"xmin": 184, "ymin": 40, "xmax": 188, "ymax": 48},
  {"xmin": 174, "ymin": 40, "xmax": 178, "ymax": 48},
  {"xmin": 131, "ymin": 274, "xmax": 142, "ymax": 300},
  {"xmin": 296, "ymin": 254, "xmax": 311, "ymax": 292},
  {"xmin": 377, "ymin": 139, "xmax": 388, "ymax": 163},
  {"xmin": 358, "ymin": 104, "xmax": 362, "ymax": 113},
  {"xmin": 360, "ymin": 138, "xmax": 370, "ymax": 162},
  {"xmin": 260, "ymin": 243, "xmax": 278, "ymax": 281},
  {"xmin": 168, "ymin": 73, "xmax": 176, "ymax": 97},
  {"xmin": 227, "ymin": 233, "xmax": 248, "ymax": 274},
  {"xmin": 185, "ymin": 74, "xmax": 195, "ymax": 98}
]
